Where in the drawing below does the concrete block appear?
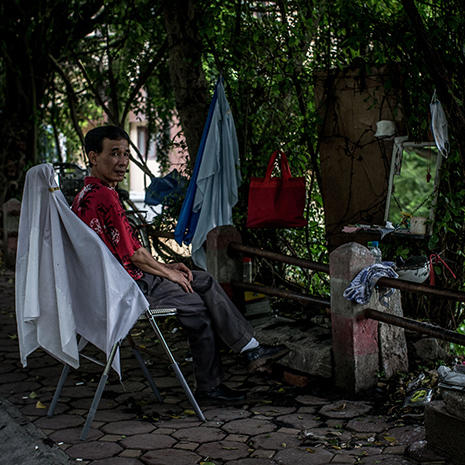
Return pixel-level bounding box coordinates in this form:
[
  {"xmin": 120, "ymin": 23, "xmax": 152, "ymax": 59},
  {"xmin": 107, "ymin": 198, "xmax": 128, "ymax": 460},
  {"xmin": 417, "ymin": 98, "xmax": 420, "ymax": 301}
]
[{"xmin": 425, "ymin": 401, "xmax": 465, "ymax": 465}]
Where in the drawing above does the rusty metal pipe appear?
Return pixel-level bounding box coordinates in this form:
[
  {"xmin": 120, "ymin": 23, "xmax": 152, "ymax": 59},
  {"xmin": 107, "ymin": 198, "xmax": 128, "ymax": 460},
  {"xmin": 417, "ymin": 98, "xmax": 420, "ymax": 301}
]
[
  {"xmin": 377, "ymin": 276, "xmax": 465, "ymax": 302},
  {"xmin": 364, "ymin": 308, "xmax": 465, "ymax": 347},
  {"xmin": 228, "ymin": 242, "xmax": 330, "ymax": 274},
  {"xmin": 232, "ymin": 281, "xmax": 330, "ymax": 307}
]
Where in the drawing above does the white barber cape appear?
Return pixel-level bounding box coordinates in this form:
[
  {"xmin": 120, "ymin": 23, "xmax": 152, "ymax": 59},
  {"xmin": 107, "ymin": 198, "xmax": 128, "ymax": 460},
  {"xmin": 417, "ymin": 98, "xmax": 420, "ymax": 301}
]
[{"xmin": 15, "ymin": 164, "xmax": 149, "ymax": 377}]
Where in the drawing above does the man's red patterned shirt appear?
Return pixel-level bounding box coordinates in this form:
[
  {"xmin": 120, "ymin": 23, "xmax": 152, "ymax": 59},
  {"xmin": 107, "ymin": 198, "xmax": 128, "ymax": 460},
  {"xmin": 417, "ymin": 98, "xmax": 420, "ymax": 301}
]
[{"xmin": 72, "ymin": 177, "xmax": 143, "ymax": 280}]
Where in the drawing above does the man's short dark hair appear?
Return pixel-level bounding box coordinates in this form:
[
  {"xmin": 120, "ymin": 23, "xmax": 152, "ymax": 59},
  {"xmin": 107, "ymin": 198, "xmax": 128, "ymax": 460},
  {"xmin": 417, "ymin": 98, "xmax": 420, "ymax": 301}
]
[{"xmin": 84, "ymin": 126, "xmax": 130, "ymax": 155}]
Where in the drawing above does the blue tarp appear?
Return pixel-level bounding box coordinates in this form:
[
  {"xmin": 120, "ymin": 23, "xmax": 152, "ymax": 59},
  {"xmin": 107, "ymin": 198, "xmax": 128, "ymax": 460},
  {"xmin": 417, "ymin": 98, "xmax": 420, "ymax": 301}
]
[{"xmin": 144, "ymin": 169, "xmax": 187, "ymax": 207}]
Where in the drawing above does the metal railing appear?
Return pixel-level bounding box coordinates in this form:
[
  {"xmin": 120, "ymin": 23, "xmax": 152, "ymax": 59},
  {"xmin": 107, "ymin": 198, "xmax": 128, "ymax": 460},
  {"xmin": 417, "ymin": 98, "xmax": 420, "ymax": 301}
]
[{"xmin": 228, "ymin": 241, "xmax": 465, "ymax": 346}]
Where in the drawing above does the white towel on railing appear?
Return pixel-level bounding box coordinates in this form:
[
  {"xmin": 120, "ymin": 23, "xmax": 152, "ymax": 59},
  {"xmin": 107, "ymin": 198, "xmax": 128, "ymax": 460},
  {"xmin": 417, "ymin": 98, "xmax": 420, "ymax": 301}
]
[{"xmin": 343, "ymin": 262, "xmax": 398, "ymax": 305}]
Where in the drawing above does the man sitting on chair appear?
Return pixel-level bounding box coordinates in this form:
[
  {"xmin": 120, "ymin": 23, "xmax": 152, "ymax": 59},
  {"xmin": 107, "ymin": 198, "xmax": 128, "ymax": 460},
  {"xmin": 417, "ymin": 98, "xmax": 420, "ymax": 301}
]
[{"xmin": 72, "ymin": 125, "xmax": 287, "ymax": 402}]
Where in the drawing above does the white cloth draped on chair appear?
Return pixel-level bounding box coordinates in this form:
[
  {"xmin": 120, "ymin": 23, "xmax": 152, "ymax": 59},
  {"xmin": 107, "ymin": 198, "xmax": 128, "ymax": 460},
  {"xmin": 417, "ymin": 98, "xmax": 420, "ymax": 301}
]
[{"xmin": 15, "ymin": 163, "xmax": 149, "ymax": 377}]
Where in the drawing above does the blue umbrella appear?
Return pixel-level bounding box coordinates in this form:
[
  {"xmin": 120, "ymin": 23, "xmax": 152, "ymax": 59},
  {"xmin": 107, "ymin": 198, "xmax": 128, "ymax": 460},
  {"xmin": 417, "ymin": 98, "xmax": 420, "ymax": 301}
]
[{"xmin": 174, "ymin": 79, "xmax": 241, "ymax": 269}]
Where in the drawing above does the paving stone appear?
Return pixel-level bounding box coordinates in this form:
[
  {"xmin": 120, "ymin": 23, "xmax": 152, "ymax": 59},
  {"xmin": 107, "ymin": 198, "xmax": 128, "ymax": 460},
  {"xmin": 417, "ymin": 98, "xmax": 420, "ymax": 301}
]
[
  {"xmin": 223, "ymin": 418, "xmax": 276, "ymax": 435},
  {"xmin": 101, "ymin": 420, "xmax": 156, "ymax": 435},
  {"xmin": 94, "ymin": 410, "xmax": 137, "ymax": 422},
  {"xmin": 0, "ymin": 372, "xmax": 27, "ymax": 383},
  {"xmin": 384, "ymin": 425, "xmax": 425, "ymax": 445},
  {"xmin": 71, "ymin": 397, "xmax": 118, "ymax": 410},
  {"xmin": 276, "ymin": 413, "xmax": 322, "ymax": 430},
  {"xmin": 274, "ymin": 446, "xmax": 334, "ymax": 464},
  {"xmin": 172, "ymin": 425, "xmax": 226, "ymax": 442},
  {"xmin": 120, "ymin": 433, "xmax": 176, "ymax": 449},
  {"xmin": 50, "ymin": 426, "xmax": 103, "ymax": 443},
  {"xmin": 141, "ymin": 448, "xmax": 201, "ymax": 465},
  {"xmin": 21, "ymin": 402, "xmax": 66, "ymax": 417},
  {"xmin": 331, "ymin": 454, "xmax": 356, "ymax": 464},
  {"xmin": 251, "ymin": 449, "xmax": 275, "ymax": 458},
  {"xmin": 154, "ymin": 418, "xmax": 203, "ymax": 429},
  {"xmin": 319, "ymin": 401, "xmax": 372, "ymax": 419},
  {"xmin": 358, "ymin": 454, "xmax": 417, "ymax": 464},
  {"xmin": 100, "ymin": 434, "xmax": 124, "ymax": 441},
  {"xmin": 251, "ymin": 431, "xmax": 301, "ymax": 450},
  {"xmin": 296, "ymin": 395, "xmax": 328, "ymax": 406},
  {"xmin": 154, "ymin": 428, "xmax": 175, "ymax": 434},
  {"xmin": 0, "ymin": 381, "xmax": 41, "ymax": 394},
  {"xmin": 204, "ymin": 407, "xmax": 251, "ymax": 421},
  {"xmin": 251, "ymin": 405, "xmax": 296, "ymax": 417},
  {"xmin": 226, "ymin": 433, "xmax": 249, "ymax": 442},
  {"xmin": 346, "ymin": 416, "xmax": 390, "ymax": 433},
  {"xmin": 297, "ymin": 406, "xmax": 317, "ymax": 414},
  {"xmin": 66, "ymin": 440, "xmax": 122, "ymax": 459},
  {"xmin": 227, "ymin": 459, "xmax": 276, "ymax": 465},
  {"xmin": 87, "ymin": 457, "xmax": 143, "ymax": 465},
  {"xmin": 383, "ymin": 445, "xmax": 406, "ymax": 455},
  {"xmin": 105, "ymin": 381, "xmax": 147, "ymax": 393},
  {"xmin": 120, "ymin": 449, "xmax": 142, "ymax": 458},
  {"xmin": 197, "ymin": 440, "xmax": 250, "ymax": 460},
  {"xmin": 325, "ymin": 419, "xmax": 346, "ymax": 428},
  {"xmin": 174, "ymin": 442, "xmax": 198, "ymax": 450},
  {"xmin": 298, "ymin": 427, "xmax": 352, "ymax": 446},
  {"xmin": 60, "ymin": 385, "xmax": 97, "ymax": 398},
  {"xmin": 34, "ymin": 413, "xmax": 84, "ymax": 429}
]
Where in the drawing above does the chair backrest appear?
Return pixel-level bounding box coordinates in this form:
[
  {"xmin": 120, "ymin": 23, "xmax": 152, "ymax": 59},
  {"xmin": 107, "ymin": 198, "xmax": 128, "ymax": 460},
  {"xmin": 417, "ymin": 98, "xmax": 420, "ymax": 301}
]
[{"xmin": 15, "ymin": 163, "xmax": 149, "ymax": 376}]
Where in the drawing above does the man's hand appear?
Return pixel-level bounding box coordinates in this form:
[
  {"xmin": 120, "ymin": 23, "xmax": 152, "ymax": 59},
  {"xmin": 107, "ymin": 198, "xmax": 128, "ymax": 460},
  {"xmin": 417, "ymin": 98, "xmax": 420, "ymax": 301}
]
[
  {"xmin": 130, "ymin": 248, "xmax": 194, "ymax": 293},
  {"xmin": 164, "ymin": 266, "xmax": 193, "ymax": 293},
  {"xmin": 165, "ymin": 262, "xmax": 193, "ymax": 282}
]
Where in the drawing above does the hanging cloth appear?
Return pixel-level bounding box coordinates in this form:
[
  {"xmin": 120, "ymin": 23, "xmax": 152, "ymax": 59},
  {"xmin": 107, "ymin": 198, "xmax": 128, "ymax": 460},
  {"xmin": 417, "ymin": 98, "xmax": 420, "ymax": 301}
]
[
  {"xmin": 430, "ymin": 90, "xmax": 449, "ymax": 158},
  {"xmin": 174, "ymin": 82, "xmax": 219, "ymax": 248},
  {"xmin": 175, "ymin": 78, "xmax": 241, "ymax": 269},
  {"xmin": 15, "ymin": 164, "xmax": 148, "ymax": 377}
]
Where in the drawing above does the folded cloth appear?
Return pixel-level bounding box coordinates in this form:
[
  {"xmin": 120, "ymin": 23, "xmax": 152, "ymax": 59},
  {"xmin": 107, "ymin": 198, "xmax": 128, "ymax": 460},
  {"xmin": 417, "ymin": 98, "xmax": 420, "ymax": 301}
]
[{"xmin": 343, "ymin": 262, "xmax": 398, "ymax": 305}]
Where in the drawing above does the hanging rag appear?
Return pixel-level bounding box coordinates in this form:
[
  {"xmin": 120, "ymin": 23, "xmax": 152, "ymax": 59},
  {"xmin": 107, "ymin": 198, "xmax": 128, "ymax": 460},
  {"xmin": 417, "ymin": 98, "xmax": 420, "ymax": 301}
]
[
  {"xmin": 16, "ymin": 164, "xmax": 149, "ymax": 377},
  {"xmin": 343, "ymin": 262, "xmax": 398, "ymax": 306},
  {"xmin": 430, "ymin": 90, "xmax": 449, "ymax": 158}
]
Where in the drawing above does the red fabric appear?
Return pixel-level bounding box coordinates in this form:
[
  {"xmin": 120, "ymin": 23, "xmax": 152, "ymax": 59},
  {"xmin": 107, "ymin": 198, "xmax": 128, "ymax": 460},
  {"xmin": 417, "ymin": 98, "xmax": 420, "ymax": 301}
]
[
  {"xmin": 72, "ymin": 177, "xmax": 143, "ymax": 280},
  {"xmin": 246, "ymin": 150, "xmax": 307, "ymax": 228}
]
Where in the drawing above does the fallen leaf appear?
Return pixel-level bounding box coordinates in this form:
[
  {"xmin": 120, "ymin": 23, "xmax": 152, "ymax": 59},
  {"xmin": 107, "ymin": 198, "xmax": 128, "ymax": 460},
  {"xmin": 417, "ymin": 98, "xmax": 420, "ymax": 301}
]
[
  {"xmin": 184, "ymin": 409, "xmax": 195, "ymax": 416},
  {"xmin": 306, "ymin": 448, "xmax": 315, "ymax": 453},
  {"xmin": 35, "ymin": 401, "xmax": 46, "ymax": 409},
  {"xmin": 383, "ymin": 436, "xmax": 397, "ymax": 443},
  {"xmin": 29, "ymin": 392, "xmax": 37, "ymax": 399}
]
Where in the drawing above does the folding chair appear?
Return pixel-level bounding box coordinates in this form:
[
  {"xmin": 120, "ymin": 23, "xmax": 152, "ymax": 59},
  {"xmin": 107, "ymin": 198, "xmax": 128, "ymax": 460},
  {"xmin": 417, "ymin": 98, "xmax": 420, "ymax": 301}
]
[
  {"xmin": 48, "ymin": 307, "xmax": 205, "ymax": 440},
  {"xmin": 16, "ymin": 164, "xmax": 204, "ymax": 442}
]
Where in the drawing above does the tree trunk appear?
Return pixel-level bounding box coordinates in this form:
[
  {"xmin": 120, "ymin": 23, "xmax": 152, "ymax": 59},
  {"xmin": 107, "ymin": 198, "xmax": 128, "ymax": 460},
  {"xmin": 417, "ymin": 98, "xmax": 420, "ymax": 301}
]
[{"xmin": 161, "ymin": 0, "xmax": 210, "ymax": 165}]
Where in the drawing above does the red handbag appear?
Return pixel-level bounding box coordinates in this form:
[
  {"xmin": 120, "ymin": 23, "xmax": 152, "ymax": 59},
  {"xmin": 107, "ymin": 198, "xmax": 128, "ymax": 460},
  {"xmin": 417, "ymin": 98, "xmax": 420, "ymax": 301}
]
[{"xmin": 246, "ymin": 150, "xmax": 307, "ymax": 228}]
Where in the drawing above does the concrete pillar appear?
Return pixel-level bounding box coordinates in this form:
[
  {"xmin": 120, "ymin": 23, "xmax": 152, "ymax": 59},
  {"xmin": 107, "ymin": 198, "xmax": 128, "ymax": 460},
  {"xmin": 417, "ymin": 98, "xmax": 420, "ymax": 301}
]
[
  {"xmin": 206, "ymin": 226, "xmax": 242, "ymax": 301},
  {"xmin": 2, "ymin": 198, "xmax": 21, "ymax": 267},
  {"xmin": 330, "ymin": 241, "xmax": 409, "ymax": 393},
  {"xmin": 330, "ymin": 242, "xmax": 379, "ymax": 394}
]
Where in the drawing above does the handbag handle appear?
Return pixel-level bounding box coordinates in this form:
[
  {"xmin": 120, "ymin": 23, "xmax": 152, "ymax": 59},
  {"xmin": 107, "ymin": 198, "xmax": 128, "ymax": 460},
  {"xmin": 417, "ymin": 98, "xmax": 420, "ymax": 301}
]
[{"xmin": 265, "ymin": 150, "xmax": 292, "ymax": 181}]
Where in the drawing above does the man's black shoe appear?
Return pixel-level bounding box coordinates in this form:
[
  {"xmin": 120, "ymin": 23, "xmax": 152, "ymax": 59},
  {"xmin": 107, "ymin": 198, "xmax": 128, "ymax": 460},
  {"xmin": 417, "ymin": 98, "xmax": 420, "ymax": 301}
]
[
  {"xmin": 243, "ymin": 344, "xmax": 288, "ymax": 372},
  {"xmin": 196, "ymin": 383, "xmax": 246, "ymax": 402}
]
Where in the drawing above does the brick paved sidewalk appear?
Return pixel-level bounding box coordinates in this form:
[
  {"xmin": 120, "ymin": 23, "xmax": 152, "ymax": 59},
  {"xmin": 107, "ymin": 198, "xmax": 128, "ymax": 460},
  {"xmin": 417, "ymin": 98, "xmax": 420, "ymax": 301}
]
[{"xmin": 0, "ymin": 269, "xmax": 447, "ymax": 465}]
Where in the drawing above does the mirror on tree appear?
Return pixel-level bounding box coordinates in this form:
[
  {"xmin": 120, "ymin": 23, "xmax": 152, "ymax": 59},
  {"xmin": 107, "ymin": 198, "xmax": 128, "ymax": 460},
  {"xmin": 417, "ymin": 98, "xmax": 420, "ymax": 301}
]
[{"xmin": 384, "ymin": 137, "xmax": 443, "ymax": 235}]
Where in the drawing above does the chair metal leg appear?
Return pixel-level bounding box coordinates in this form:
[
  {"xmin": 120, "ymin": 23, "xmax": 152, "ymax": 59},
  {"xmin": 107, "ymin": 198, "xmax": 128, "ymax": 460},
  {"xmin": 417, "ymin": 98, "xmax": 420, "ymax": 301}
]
[
  {"xmin": 80, "ymin": 342, "xmax": 119, "ymax": 441},
  {"xmin": 127, "ymin": 335, "xmax": 163, "ymax": 402},
  {"xmin": 147, "ymin": 316, "xmax": 205, "ymax": 422},
  {"xmin": 47, "ymin": 364, "xmax": 70, "ymax": 417}
]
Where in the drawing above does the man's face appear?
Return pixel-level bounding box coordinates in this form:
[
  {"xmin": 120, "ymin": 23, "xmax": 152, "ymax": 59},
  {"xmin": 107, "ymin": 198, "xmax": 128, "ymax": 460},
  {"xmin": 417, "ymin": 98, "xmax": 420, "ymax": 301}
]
[{"xmin": 89, "ymin": 137, "xmax": 130, "ymax": 187}]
